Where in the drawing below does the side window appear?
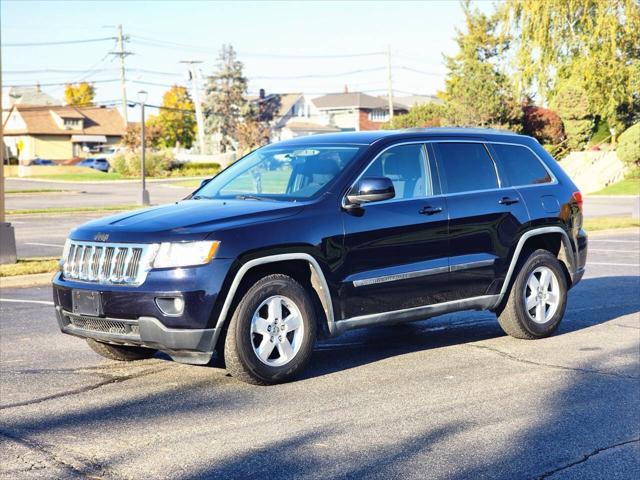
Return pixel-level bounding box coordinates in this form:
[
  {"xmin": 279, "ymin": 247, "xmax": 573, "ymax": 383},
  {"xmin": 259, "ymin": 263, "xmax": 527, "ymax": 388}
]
[
  {"xmin": 435, "ymin": 142, "xmax": 498, "ymax": 194},
  {"xmin": 491, "ymin": 144, "xmax": 552, "ymax": 186},
  {"xmin": 360, "ymin": 144, "xmax": 431, "ymax": 199}
]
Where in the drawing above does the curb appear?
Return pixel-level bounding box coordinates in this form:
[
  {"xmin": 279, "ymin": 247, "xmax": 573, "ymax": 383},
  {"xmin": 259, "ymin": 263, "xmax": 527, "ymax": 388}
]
[
  {"xmin": 0, "ymin": 272, "xmax": 55, "ymax": 289},
  {"xmin": 587, "ymin": 227, "xmax": 640, "ymax": 236},
  {"xmin": 585, "ymin": 195, "xmax": 640, "ymax": 199}
]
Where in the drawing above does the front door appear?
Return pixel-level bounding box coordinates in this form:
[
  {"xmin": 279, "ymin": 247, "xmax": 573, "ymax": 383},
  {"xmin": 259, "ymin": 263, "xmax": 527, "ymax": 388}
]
[
  {"xmin": 432, "ymin": 141, "xmax": 529, "ymax": 300},
  {"xmin": 339, "ymin": 142, "xmax": 450, "ymax": 320}
]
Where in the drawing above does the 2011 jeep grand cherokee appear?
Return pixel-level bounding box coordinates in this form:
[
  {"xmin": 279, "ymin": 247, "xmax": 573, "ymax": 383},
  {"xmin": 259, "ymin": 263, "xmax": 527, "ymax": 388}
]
[{"xmin": 53, "ymin": 128, "xmax": 588, "ymax": 385}]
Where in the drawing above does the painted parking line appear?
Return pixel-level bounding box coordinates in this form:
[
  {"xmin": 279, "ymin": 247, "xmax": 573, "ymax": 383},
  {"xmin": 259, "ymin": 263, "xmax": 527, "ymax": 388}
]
[
  {"xmin": 25, "ymin": 242, "xmax": 65, "ymax": 248},
  {"xmin": 0, "ymin": 298, "xmax": 55, "ymax": 306}
]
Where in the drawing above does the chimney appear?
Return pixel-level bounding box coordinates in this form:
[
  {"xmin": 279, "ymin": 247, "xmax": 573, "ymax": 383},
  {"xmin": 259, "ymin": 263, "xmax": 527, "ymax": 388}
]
[
  {"xmin": 259, "ymin": 88, "xmax": 265, "ymax": 99},
  {"xmin": 343, "ymin": 85, "xmax": 349, "ymax": 94}
]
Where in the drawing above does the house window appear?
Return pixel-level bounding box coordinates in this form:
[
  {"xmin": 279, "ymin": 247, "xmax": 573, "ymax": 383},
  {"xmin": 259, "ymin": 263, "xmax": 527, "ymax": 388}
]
[
  {"xmin": 64, "ymin": 119, "xmax": 81, "ymax": 128},
  {"xmin": 368, "ymin": 109, "xmax": 389, "ymax": 122}
]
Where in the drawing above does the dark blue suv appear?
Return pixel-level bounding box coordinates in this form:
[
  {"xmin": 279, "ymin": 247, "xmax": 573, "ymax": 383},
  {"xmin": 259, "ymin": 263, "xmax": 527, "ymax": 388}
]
[{"xmin": 53, "ymin": 128, "xmax": 588, "ymax": 384}]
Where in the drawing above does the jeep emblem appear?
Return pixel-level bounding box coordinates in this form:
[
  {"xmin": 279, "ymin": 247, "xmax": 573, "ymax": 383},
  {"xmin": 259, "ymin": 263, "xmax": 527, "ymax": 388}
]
[{"xmin": 94, "ymin": 232, "xmax": 109, "ymax": 242}]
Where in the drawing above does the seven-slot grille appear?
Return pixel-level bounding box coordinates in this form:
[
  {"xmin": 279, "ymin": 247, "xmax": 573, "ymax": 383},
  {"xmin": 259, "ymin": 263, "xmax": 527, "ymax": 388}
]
[{"xmin": 63, "ymin": 241, "xmax": 156, "ymax": 285}]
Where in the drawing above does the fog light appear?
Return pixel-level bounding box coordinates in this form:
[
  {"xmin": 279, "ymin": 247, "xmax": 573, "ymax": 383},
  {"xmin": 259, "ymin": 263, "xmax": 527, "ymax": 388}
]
[{"xmin": 155, "ymin": 296, "xmax": 185, "ymax": 316}]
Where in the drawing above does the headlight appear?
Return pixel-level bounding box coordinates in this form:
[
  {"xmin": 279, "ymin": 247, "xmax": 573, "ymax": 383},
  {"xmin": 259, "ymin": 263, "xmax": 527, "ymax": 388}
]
[
  {"xmin": 60, "ymin": 238, "xmax": 71, "ymax": 264},
  {"xmin": 152, "ymin": 241, "xmax": 220, "ymax": 268}
]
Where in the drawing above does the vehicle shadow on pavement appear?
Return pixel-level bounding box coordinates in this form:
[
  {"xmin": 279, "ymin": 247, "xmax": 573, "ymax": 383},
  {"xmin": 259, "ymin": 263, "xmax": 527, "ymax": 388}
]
[{"xmin": 304, "ymin": 276, "xmax": 640, "ymax": 381}]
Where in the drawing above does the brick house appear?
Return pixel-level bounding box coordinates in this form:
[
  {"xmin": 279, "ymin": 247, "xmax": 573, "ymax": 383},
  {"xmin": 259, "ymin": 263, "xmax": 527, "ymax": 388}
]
[
  {"xmin": 312, "ymin": 92, "xmax": 408, "ymax": 131},
  {"xmin": 3, "ymin": 105, "xmax": 125, "ymax": 162}
]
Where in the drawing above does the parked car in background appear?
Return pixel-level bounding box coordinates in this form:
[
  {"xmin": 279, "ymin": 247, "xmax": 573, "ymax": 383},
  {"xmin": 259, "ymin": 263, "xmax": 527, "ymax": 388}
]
[
  {"xmin": 53, "ymin": 128, "xmax": 587, "ymax": 385},
  {"xmin": 30, "ymin": 158, "xmax": 55, "ymax": 166},
  {"xmin": 78, "ymin": 157, "xmax": 110, "ymax": 172}
]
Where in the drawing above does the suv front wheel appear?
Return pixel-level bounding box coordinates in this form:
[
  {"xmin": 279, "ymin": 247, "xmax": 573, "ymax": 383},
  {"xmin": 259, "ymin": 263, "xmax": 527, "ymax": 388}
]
[
  {"xmin": 497, "ymin": 249, "xmax": 568, "ymax": 339},
  {"xmin": 224, "ymin": 274, "xmax": 317, "ymax": 385}
]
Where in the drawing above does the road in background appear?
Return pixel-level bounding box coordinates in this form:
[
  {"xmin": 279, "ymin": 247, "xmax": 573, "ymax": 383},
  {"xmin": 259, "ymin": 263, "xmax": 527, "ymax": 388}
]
[
  {"xmin": 5, "ymin": 177, "xmax": 640, "ymax": 259},
  {"xmin": 1, "ymin": 230, "xmax": 638, "ymax": 479}
]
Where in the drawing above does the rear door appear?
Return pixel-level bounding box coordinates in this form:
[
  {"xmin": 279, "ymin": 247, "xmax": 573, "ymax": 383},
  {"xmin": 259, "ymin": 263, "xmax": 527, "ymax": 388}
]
[
  {"xmin": 432, "ymin": 141, "xmax": 529, "ymax": 300},
  {"xmin": 340, "ymin": 142, "xmax": 450, "ymax": 319}
]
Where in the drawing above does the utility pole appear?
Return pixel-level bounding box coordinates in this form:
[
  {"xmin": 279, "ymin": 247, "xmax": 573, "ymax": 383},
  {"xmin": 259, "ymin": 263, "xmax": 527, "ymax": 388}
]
[
  {"xmin": 138, "ymin": 90, "xmax": 150, "ymax": 206},
  {"xmin": 387, "ymin": 44, "xmax": 394, "ymax": 121},
  {"xmin": 111, "ymin": 25, "xmax": 132, "ymax": 127},
  {"xmin": 0, "ymin": 47, "xmax": 17, "ymax": 264},
  {"xmin": 180, "ymin": 60, "xmax": 206, "ymax": 154}
]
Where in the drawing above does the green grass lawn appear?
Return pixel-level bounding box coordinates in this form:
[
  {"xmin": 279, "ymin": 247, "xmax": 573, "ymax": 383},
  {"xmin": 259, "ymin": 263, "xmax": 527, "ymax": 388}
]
[
  {"xmin": 0, "ymin": 258, "xmax": 59, "ymax": 277},
  {"xmin": 592, "ymin": 178, "xmax": 640, "ymax": 195},
  {"xmin": 584, "ymin": 217, "xmax": 640, "ymax": 231}
]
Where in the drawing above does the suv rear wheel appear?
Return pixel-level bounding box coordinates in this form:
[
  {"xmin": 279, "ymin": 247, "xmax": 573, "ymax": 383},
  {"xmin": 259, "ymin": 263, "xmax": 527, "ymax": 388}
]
[
  {"xmin": 497, "ymin": 249, "xmax": 568, "ymax": 339},
  {"xmin": 224, "ymin": 274, "xmax": 317, "ymax": 385},
  {"xmin": 86, "ymin": 339, "xmax": 157, "ymax": 361}
]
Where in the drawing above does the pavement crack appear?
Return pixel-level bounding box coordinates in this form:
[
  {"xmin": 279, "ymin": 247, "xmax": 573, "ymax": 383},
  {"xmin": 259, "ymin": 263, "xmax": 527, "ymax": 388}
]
[
  {"xmin": 0, "ymin": 365, "xmax": 169, "ymax": 411},
  {"xmin": 536, "ymin": 437, "xmax": 640, "ymax": 479},
  {"xmin": 467, "ymin": 344, "xmax": 639, "ymax": 380},
  {"xmin": 0, "ymin": 429, "xmax": 122, "ymax": 480}
]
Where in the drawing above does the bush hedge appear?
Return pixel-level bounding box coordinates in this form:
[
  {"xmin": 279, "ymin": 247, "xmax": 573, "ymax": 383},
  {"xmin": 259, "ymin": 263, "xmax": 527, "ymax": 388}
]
[{"xmin": 616, "ymin": 123, "xmax": 640, "ymax": 168}]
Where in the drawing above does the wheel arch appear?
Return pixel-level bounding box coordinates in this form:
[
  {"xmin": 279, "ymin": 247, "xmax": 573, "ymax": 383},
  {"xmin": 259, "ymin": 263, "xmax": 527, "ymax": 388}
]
[
  {"xmin": 494, "ymin": 226, "xmax": 576, "ymax": 309},
  {"xmin": 210, "ymin": 253, "xmax": 336, "ymax": 351}
]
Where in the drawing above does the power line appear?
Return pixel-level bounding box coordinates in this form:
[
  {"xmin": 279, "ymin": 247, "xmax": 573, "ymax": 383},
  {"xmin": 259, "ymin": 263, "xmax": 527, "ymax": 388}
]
[
  {"xmin": 4, "ymin": 37, "xmax": 117, "ymax": 47},
  {"xmin": 5, "ymin": 79, "xmax": 120, "ymax": 88}
]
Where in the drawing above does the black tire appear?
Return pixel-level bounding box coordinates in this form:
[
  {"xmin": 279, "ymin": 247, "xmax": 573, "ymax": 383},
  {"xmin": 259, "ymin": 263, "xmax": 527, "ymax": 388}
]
[
  {"xmin": 497, "ymin": 249, "xmax": 568, "ymax": 339},
  {"xmin": 86, "ymin": 339, "xmax": 157, "ymax": 361},
  {"xmin": 224, "ymin": 274, "xmax": 317, "ymax": 385}
]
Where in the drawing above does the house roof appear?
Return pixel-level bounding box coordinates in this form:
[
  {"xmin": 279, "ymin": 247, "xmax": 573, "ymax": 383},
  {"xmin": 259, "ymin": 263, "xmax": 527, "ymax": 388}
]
[
  {"xmin": 4, "ymin": 105, "xmax": 126, "ymax": 136},
  {"xmin": 312, "ymin": 92, "xmax": 407, "ymax": 111},
  {"xmin": 2, "ymin": 86, "xmax": 62, "ymax": 108},
  {"xmin": 249, "ymin": 92, "xmax": 303, "ymax": 119}
]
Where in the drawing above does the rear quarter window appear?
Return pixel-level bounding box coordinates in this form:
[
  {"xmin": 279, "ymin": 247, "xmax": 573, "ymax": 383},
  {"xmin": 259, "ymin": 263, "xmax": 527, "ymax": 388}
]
[
  {"xmin": 434, "ymin": 142, "xmax": 498, "ymax": 194},
  {"xmin": 491, "ymin": 144, "xmax": 552, "ymax": 186}
]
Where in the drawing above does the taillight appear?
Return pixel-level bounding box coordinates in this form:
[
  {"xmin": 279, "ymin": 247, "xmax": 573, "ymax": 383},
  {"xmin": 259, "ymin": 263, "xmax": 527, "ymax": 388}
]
[{"xmin": 573, "ymin": 191, "xmax": 583, "ymax": 211}]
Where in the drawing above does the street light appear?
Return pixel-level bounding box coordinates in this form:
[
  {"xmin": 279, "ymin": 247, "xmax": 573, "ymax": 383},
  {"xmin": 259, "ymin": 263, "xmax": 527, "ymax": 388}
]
[{"xmin": 137, "ymin": 90, "xmax": 150, "ymax": 206}]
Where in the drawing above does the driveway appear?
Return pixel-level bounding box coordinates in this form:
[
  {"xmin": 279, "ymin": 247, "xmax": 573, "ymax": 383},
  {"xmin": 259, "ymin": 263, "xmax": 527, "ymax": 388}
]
[{"xmin": 1, "ymin": 230, "xmax": 638, "ymax": 479}]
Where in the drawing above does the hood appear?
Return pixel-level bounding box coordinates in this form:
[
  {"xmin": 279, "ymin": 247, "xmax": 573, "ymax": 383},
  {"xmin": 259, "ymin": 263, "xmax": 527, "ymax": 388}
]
[{"xmin": 70, "ymin": 199, "xmax": 305, "ymax": 243}]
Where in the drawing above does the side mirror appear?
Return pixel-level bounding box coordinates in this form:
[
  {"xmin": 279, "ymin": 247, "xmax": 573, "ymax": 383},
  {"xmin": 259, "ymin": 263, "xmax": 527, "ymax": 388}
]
[
  {"xmin": 200, "ymin": 178, "xmax": 212, "ymax": 188},
  {"xmin": 346, "ymin": 177, "xmax": 395, "ymax": 206}
]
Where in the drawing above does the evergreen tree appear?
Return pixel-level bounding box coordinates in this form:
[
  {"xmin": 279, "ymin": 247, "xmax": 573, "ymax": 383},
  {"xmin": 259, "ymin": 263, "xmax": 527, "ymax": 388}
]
[
  {"xmin": 441, "ymin": 2, "xmax": 521, "ymax": 130},
  {"xmin": 203, "ymin": 44, "xmax": 248, "ymax": 153}
]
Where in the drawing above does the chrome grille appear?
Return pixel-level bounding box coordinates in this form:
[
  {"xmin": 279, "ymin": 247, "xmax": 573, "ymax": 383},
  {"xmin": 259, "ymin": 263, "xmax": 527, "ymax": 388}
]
[{"xmin": 62, "ymin": 241, "xmax": 157, "ymax": 285}]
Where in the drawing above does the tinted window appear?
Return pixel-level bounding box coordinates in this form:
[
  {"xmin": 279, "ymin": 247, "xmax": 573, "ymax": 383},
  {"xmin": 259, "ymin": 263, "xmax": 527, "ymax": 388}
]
[
  {"xmin": 360, "ymin": 144, "xmax": 430, "ymax": 199},
  {"xmin": 435, "ymin": 142, "xmax": 498, "ymax": 194},
  {"xmin": 492, "ymin": 144, "xmax": 552, "ymax": 186}
]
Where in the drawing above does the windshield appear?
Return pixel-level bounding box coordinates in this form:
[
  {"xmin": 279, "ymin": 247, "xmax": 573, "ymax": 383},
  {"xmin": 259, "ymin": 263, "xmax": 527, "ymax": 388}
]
[{"xmin": 194, "ymin": 144, "xmax": 363, "ymax": 201}]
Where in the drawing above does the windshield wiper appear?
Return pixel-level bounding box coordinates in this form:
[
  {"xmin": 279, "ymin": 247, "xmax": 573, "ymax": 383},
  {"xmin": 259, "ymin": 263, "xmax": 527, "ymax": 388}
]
[{"xmin": 235, "ymin": 194, "xmax": 266, "ymax": 201}]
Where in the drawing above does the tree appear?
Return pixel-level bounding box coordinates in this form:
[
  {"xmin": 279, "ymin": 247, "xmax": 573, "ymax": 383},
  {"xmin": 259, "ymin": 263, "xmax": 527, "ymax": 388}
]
[
  {"xmin": 381, "ymin": 103, "xmax": 445, "ymax": 130},
  {"xmin": 499, "ymin": 0, "xmax": 640, "ymax": 130},
  {"xmin": 203, "ymin": 44, "xmax": 249, "ymax": 153},
  {"xmin": 121, "ymin": 123, "xmax": 162, "ymax": 150},
  {"xmin": 235, "ymin": 121, "xmax": 270, "ymax": 155},
  {"xmin": 522, "ymin": 101, "xmax": 565, "ymax": 146},
  {"xmin": 64, "ymin": 82, "xmax": 95, "ymax": 106},
  {"xmin": 441, "ymin": 2, "xmax": 521, "ymax": 130},
  {"xmin": 149, "ymin": 85, "xmax": 197, "ymax": 149},
  {"xmin": 552, "ymin": 81, "xmax": 593, "ymax": 151}
]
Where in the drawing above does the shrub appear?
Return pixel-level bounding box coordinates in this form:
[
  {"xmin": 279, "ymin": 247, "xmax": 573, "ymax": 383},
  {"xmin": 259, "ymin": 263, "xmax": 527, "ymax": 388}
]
[
  {"xmin": 381, "ymin": 103, "xmax": 445, "ymax": 130},
  {"xmin": 522, "ymin": 105, "xmax": 564, "ymax": 145},
  {"xmin": 617, "ymin": 123, "xmax": 640, "ymax": 168},
  {"xmin": 169, "ymin": 162, "xmax": 221, "ymax": 177},
  {"xmin": 110, "ymin": 150, "xmax": 173, "ymax": 177}
]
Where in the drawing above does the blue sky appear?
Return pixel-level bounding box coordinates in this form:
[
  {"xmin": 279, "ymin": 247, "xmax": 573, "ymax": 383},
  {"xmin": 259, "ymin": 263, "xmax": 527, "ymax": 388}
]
[{"xmin": 2, "ymin": 0, "xmax": 492, "ymax": 116}]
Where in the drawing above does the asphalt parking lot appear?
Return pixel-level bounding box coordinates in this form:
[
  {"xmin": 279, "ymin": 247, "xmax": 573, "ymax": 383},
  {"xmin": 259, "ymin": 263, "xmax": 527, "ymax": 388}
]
[{"xmin": 1, "ymin": 230, "xmax": 638, "ymax": 479}]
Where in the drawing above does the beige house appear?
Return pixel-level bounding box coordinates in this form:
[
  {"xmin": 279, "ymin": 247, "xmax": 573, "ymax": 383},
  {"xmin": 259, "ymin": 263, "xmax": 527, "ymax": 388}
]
[{"xmin": 3, "ymin": 105, "xmax": 125, "ymax": 162}]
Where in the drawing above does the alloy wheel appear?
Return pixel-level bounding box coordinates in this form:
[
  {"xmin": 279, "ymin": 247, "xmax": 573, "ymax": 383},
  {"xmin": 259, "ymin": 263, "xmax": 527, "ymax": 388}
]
[{"xmin": 523, "ymin": 266, "xmax": 560, "ymax": 324}]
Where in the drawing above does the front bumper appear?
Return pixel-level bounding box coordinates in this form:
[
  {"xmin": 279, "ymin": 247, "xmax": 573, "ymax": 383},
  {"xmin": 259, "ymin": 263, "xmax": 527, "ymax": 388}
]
[{"xmin": 52, "ymin": 259, "xmax": 234, "ymax": 363}]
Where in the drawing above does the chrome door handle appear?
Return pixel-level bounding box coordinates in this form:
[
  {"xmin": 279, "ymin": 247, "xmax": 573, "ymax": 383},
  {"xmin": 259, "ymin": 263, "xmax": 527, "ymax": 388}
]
[
  {"xmin": 498, "ymin": 197, "xmax": 519, "ymax": 205},
  {"xmin": 419, "ymin": 206, "xmax": 443, "ymax": 215}
]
